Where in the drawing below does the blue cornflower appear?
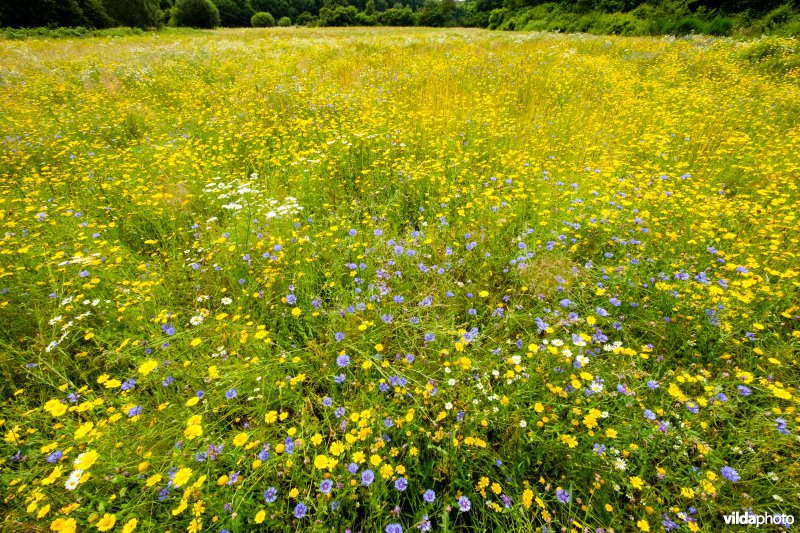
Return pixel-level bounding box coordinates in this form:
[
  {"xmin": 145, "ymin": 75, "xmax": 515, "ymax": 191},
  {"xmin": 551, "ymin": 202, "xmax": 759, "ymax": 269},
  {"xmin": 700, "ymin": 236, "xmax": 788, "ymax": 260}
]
[
  {"xmin": 362, "ymin": 469, "xmax": 375, "ymax": 486},
  {"xmin": 720, "ymin": 466, "xmax": 740, "ymax": 482},
  {"xmin": 457, "ymin": 496, "xmax": 471, "ymax": 512}
]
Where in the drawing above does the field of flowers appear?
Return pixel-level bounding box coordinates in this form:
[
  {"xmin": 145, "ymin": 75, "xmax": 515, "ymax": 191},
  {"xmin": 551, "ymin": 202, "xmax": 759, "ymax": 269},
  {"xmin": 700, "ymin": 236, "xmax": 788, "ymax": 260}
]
[{"xmin": 1, "ymin": 27, "xmax": 799, "ymax": 532}]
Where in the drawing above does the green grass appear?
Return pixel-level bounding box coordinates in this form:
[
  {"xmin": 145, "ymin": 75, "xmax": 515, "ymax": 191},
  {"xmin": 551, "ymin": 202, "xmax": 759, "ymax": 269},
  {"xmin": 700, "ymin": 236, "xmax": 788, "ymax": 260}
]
[{"xmin": 0, "ymin": 27, "xmax": 799, "ymax": 533}]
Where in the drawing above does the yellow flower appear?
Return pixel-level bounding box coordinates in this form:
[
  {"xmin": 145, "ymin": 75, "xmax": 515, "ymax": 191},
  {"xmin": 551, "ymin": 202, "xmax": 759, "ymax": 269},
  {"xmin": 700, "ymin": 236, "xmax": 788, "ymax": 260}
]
[
  {"xmin": 289, "ymin": 487, "xmax": 299, "ymax": 498},
  {"xmin": 605, "ymin": 428, "xmax": 618, "ymax": 439},
  {"xmin": 74, "ymin": 421, "xmax": 94, "ymax": 440},
  {"xmin": 291, "ymin": 307, "xmax": 302, "ymax": 317},
  {"xmin": 311, "ymin": 433, "xmax": 323, "ymax": 446},
  {"xmin": 264, "ymin": 411, "xmax": 278, "ymax": 424},
  {"xmin": 50, "ymin": 517, "xmax": 77, "ymax": 533},
  {"xmin": 560, "ymin": 434, "xmax": 578, "ymax": 448},
  {"xmin": 329, "ymin": 441, "xmax": 344, "ymax": 456},
  {"xmin": 184, "ymin": 424, "xmax": 203, "ymax": 439},
  {"xmin": 637, "ymin": 519, "xmax": 650, "ymax": 532},
  {"xmin": 146, "ymin": 474, "xmax": 162, "ymax": 487},
  {"xmin": 630, "ymin": 476, "xmax": 644, "ymax": 490},
  {"xmin": 95, "ymin": 513, "xmax": 116, "ymax": 532},
  {"xmin": 137, "ymin": 360, "xmax": 158, "ymax": 376},
  {"xmin": 370, "ymin": 454, "xmax": 382, "ymax": 466},
  {"xmin": 41, "ymin": 465, "xmax": 63, "ymax": 486},
  {"xmin": 255, "ymin": 509, "xmax": 266, "ymax": 524},
  {"xmin": 74, "ymin": 449, "xmax": 99, "ymax": 470},
  {"xmin": 172, "ymin": 499, "xmax": 188, "ymax": 516},
  {"xmin": 521, "ymin": 488, "xmax": 533, "ymax": 509},
  {"xmin": 314, "ymin": 455, "xmax": 329, "ymax": 469},
  {"xmin": 233, "ymin": 433, "xmax": 249, "ymax": 447},
  {"xmin": 122, "ymin": 518, "xmax": 138, "ymax": 533},
  {"xmin": 173, "ymin": 467, "xmax": 192, "ymax": 488},
  {"xmin": 43, "ymin": 399, "xmax": 67, "ymax": 417}
]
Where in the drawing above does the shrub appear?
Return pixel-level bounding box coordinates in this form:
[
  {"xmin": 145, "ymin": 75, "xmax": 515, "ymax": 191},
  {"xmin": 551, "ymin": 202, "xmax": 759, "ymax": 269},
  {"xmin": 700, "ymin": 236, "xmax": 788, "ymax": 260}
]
[
  {"xmin": 172, "ymin": 0, "xmax": 221, "ymax": 27},
  {"xmin": 416, "ymin": 0, "xmax": 446, "ymax": 27},
  {"xmin": 251, "ymin": 10, "xmax": 274, "ymax": 25},
  {"xmin": 707, "ymin": 15, "xmax": 733, "ymax": 36},
  {"xmin": 486, "ymin": 7, "xmax": 508, "ymax": 29},
  {"xmin": 590, "ymin": 11, "xmax": 649, "ymax": 35},
  {"xmin": 295, "ymin": 11, "xmax": 313, "ymax": 25},
  {"xmin": 212, "ymin": 0, "xmax": 254, "ymax": 26},
  {"xmin": 377, "ymin": 6, "xmax": 415, "ymax": 26},
  {"xmin": 760, "ymin": 4, "xmax": 799, "ymax": 34},
  {"xmin": 318, "ymin": 5, "xmax": 357, "ymax": 26},
  {"xmin": 102, "ymin": 0, "xmax": 162, "ymax": 28},
  {"xmin": 663, "ymin": 16, "xmax": 705, "ymax": 35},
  {"xmin": 1, "ymin": 26, "xmax": 146, "ymax": 38},
  {"xmin": 277, "ymin": 15, "xmax": 291, "ymax": 25},
  {"xmin": 354, "ymin": 11, "xmax": 378, "ymax": 25}
]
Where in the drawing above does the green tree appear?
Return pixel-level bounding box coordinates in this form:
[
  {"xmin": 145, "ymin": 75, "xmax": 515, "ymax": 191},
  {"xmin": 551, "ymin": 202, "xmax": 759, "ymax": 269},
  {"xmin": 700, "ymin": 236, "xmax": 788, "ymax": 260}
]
[
  {"xmin": 377, "ymin": 5, "xmax": 414, "ymax": 24},
  {"xmin": 79, "ymin": 0, "xmax": 116, "ymax": 27},
  {"xmin": 212, "ymin": 0, "xmax": 254, "ymax": 26},
  {"xmin": 355, "ymin": 10, "xmax": 378, "ymax": 23},
  {"xmin": 102, "ymin": 0, "xmax": 161, "ymax": 27},
  {"xmin": 0, "ymin": 0, "xmax": 89, "ymax": 27},
  {"xmin": 318, "ymin": 4, "xmax": 357, "ymax": 24},
  {"xmin": 251, "ymin": 10, "xmax": 275, "ymax": 24},
  {"xmin": 295, "ymin": 10, "xmax": 314, "ymax": 23},
  {"xmin": 172, "ymin": 0, "xmax": 220, "ymax": 26},
  {"xmin": 252, "ymin": 0, "xmax": 290, "ymax": 17},
  {"xmin": 416, "ymin": 0, "xmax": 445, "ymax": 25}
]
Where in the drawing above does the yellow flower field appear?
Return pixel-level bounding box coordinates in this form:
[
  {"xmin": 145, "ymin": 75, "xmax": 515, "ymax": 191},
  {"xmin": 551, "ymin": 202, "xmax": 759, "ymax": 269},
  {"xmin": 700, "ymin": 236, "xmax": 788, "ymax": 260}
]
[{"xmin": 1, "ymin": 28, "xmax": 799, "ymax": 532}]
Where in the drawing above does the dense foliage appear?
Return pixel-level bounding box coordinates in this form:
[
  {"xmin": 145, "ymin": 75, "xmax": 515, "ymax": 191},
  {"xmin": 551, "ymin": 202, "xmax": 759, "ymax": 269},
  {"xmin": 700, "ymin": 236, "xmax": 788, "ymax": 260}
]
[
  {"xmin": 171, "ymin": 0, "xmax": 222, "ymax": 27},
  {"xmin": 1, "ymin": 0, "xmax": 798, "ymax": 34},
  {"xmin": 251, "ymin": 9, "xmax": 276, "ymax": 25},
  {"xmin": 1, "ymin": 27, "xmax": 799, "ymax": 533}
]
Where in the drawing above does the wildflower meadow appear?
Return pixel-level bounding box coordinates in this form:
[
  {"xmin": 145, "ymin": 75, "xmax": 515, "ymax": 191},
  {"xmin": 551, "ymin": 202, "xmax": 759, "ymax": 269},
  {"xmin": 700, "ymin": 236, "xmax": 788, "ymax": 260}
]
[{"xmin": 1, "ymin": 28, "xmax": 799, "ymax": 532}]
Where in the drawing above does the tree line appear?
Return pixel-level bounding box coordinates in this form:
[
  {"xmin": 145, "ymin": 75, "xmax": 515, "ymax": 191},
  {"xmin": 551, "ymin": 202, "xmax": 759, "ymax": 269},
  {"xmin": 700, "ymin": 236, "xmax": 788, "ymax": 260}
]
[{"xmin": 0, "ymin": 0, "xmax": 797, "ymax": 35}]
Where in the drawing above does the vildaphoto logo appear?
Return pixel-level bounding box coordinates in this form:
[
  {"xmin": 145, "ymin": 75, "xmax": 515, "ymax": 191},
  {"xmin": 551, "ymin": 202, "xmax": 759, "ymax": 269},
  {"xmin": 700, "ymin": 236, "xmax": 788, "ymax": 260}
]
[{"xmin": 723, "ymin": 511, "xmax": 795, "ymax": 527}]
